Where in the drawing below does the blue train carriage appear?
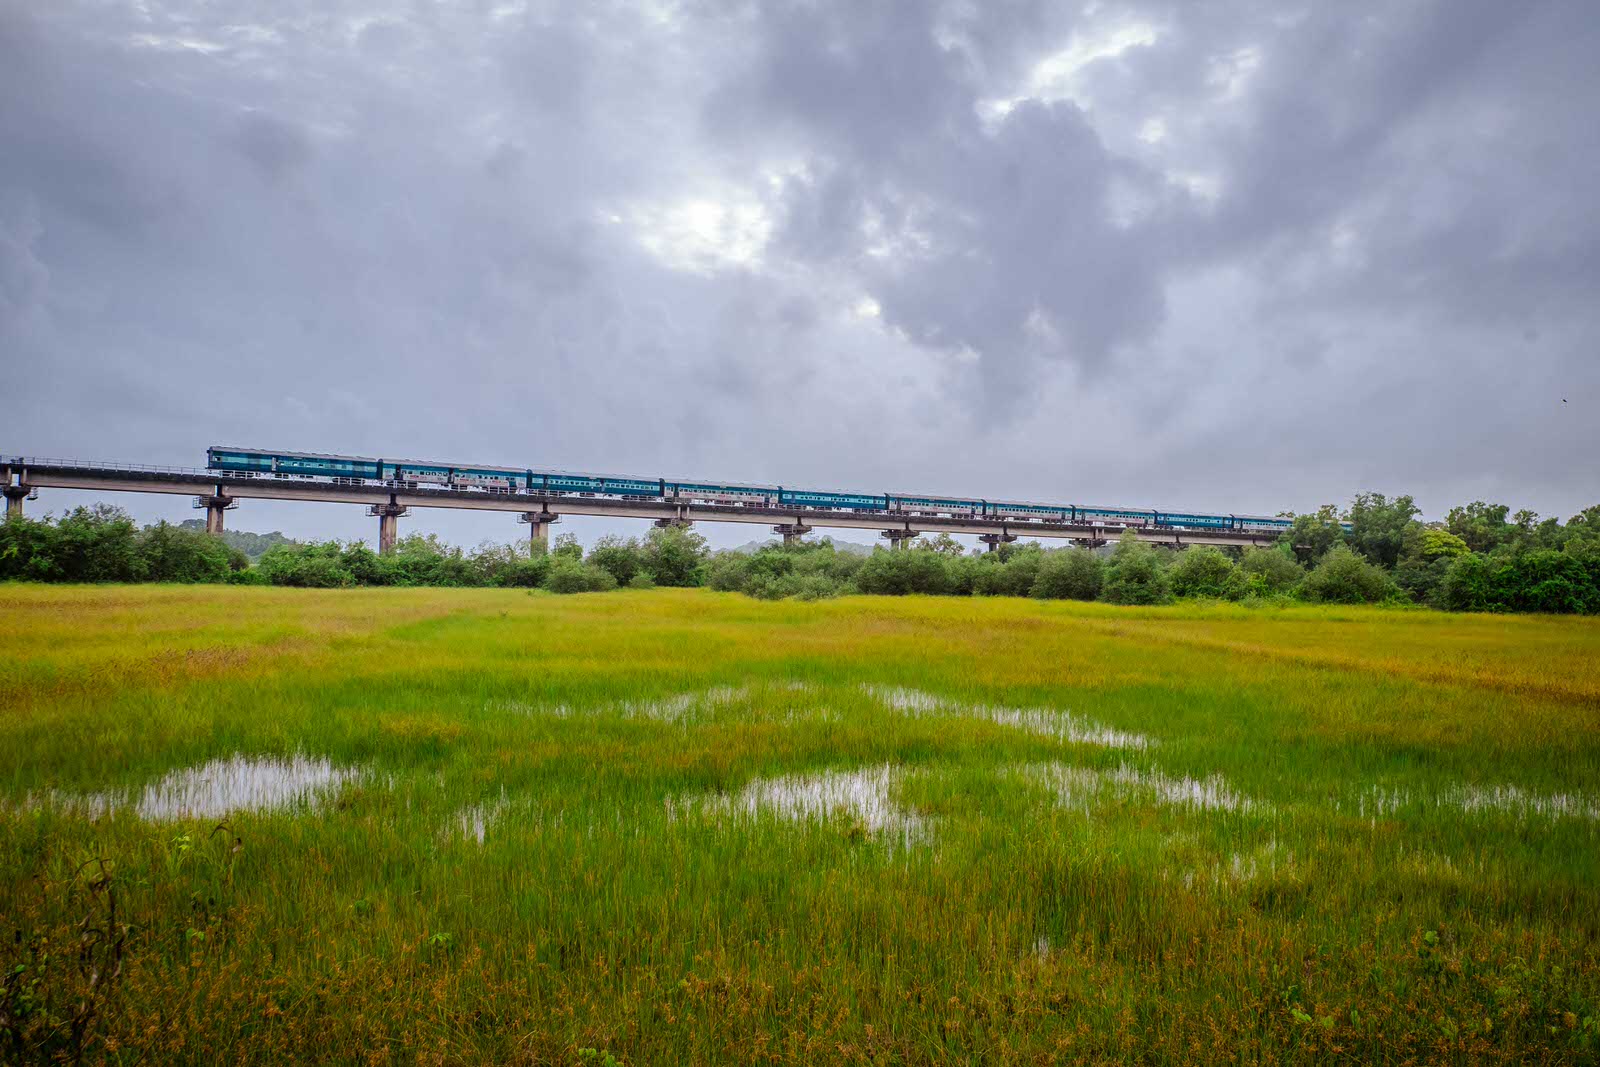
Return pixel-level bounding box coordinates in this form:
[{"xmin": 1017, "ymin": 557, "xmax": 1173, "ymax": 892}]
[
  {"xmin": 985, "ymin": 498, "xmax": 1074, "ymax": 522},
  {"xmin": 535, "ymin": 469, "xmax": 664, "ymax": 497},
  {"xmin": 664, "ymin": 478, "xmax": 778, "ymax": 506},
  {"xmin": 777, "ymin": 487, "xmax": 888, "ymax": 512},
  {"xmin": 382, "ymin": 458, "xmax": 524, "ymax": 493},
  {"xmin": 1233, "ymin": 513, "xmax": 1295, "ymax": 533},
  {"xmin": 208, "ymin": 446, "xmax": 382, "ymax": 481},
  {"xmin": 1075, "ymin": 503, "xmax": 1158, "ymax": 528},
  {"xmin": 1154, "ymin": 510, "xmax": 1236, "ymax": 530},
  {"xmin": 887, "ymin": 492, "xmax": 984, "ymax": 518}
]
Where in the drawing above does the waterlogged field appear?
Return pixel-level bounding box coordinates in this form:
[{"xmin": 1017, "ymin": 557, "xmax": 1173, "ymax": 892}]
[{"xmin": 1, "ymin": 586, "xmax": 1597, "ymax": 1064}]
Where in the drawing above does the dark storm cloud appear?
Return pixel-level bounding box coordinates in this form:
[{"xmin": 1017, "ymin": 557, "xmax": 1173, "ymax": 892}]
[{"xmin": 2, "ymin": 0, "xmax": 1596, "ymax": 544}]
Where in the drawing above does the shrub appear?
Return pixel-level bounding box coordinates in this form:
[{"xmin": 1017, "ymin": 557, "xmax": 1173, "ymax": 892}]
[
  {"xmin": 257, "ymin": 545, "xmax": 352, "ymax": 588},
  {"xmin": 1031, "ymin": 549, "xmax": 1104, "ymax": 601},
  {"xmin": 1166, "ymin": 546, "xmax": 1236, "ymax": 599},
  {"xmin": 640, "ymin": 526, "xmax": 709, "ymax": 587},
  {"xmin": 627, "ymin": 572, "xmax": 656, "ymax": 590},
  {"xmin": 855, "ymin": 549, "xmax": 955, "ymax": 596},
  {"xmin": 794, "ymin": 544, "xmax": 864, "ymax": 583},
  {"xmin": 1438, "ymin": 553, "xmax": 1499, "ymax": 612},
  {"xmin": 746, "ymin": 573, "xmax": 849, "ymax": 601},
  {"xmin": 973, "ymin": 547, "xmax": 1044, "ymax": 597},
  {"xmin": 587, "ymin": 536, "xmax": 646, "ymax": 586},
  {"xmin": 1495, "ymin": 550, "xmax": 1597, "ymax": 614},
  {"xmin": 1237, "ymin": 547, "xmax": 1303, "ymax": 595},
  {"xmin": 542, "ymin": 557, "xmax": 619, "ymax": 594},
  {"xmin": 1102, "ymin": 533, "xmax": 1172, "ymax": 605},
  {"xmin": 706, "ymin": 552, "xmax": 754, "ymax": 592},
  {"xmin": 1299, "ymin": 544, "xmax": 1394, "ymax": 604},
  {"xmin": 138, "ymin": 521, "xmax": 244, "ymax": 583}
]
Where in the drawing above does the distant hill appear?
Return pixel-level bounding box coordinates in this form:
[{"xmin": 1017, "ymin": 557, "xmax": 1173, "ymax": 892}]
[{"xmin": 176, "ymin": 520, "xmax": 301, "ymax": 560}]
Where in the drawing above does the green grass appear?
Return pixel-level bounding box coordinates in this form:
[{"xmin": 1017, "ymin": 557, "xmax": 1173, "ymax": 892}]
[{"xmin": 1, "ymin": 585, "xmax": 1597, "ymax": 1064}]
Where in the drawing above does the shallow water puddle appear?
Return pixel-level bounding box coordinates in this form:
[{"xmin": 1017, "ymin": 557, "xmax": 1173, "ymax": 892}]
[
  {"xmin": 1353, "ymin": 781, "xmax": 1600, "ymax": 823},
  {"xmin": 489, "ymin": 685, "xmax": 751, "ymax": 723},
  {"xmin": 679, "ymin": 764, "xmax": 927, "ymax": 845},
  {"xmin": 1025, "ymin": 760, "xmax": 1260, "ymax": 814},
  {"xmin": 62, "ymin": 754, "xmax": 363, "ymax": 821},
  {"xmin": 865, "ymin": 685, "xmax": 1152, "ymax": 750},
  {"xmin": 450, "ymin": 793, "xmax": 509, "ymax": 844}
]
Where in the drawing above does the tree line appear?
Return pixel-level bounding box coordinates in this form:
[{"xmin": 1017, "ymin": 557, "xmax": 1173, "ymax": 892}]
[{"xmin": 2, "ymin": 493, "xmax": 1597, "ymax": 614}]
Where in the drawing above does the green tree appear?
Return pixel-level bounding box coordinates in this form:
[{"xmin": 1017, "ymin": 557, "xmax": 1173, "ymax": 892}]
[
  {"xmin": 912, "ymin": 532, "xmax": 966, "ymax": 556},
  {"xmin": 972, "ymin": 545, "xmax": 1044, "ymax": 597},
  {"xmin": 1446, "ymin": 501, "xmax": 1512, "ymax": 554},
  {"xmin": 1298, "ymin": 544, "xmax": 1394, "ymax": 604},
  {"xmin": 138, "ymin": 521, "xmax": 243, "ymax": 582},
  {"xmin": 640, "ymin": 525, "xmax": 709, "ymax": 587},
  {"xmin": 586, "ymin": 535, "xmax": 646, "ymax": 586},
  {"xmin": 1281, "ymin": 505, "xmax": 1345, "ymax": 564},
  {"xmin": 1345, "ymin": 492, "xmax": 1421, "ymax": 569},
  {"xmin": 551, "ymin": 533, "xmax": 583, "ymax": 562},
  {"xmin": 1237, "ymin": 546, "xmax": 1303, "ymax": 595},
  {"xmin": 1167, "ymin": 545, "xmax": 1237, "ymax": 599},
  {"xmin": 1030, "ymin": 549, "xmax": 1104, "ymax": 601},
  {"xmin": 1102, "ymin": 532, "xmax": 1171, "ymax": 606},
  {"xmin": 856, "ymin": 548, "xmax": 955, "ymax": 596},
  {"xmin": 542, "ymin": 556, "xmax": 619, "ymax": 593},
  {"xmin": 706, "ymin": 551, "xmax": 754, "ymax": 592}
]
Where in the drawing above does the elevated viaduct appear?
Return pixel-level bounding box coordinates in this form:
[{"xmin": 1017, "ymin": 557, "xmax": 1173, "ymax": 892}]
[{"xmin": 1, "ymin": 457, "xmax": 1287, "ymax": 554}]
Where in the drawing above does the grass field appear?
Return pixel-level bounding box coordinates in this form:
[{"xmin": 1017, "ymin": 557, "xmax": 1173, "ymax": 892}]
[{"xmin": 1, "ymin": 585, "xmax": 1597, "ymax": 1064}]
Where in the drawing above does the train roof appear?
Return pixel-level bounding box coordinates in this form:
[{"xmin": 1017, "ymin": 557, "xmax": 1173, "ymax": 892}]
[
  {"xmin": 984, "ymin": 499, "xmax": 1074, "ymax": 512},
  {"xmin": 1075, "ymin": 502, "xmax": 1157, "ymax": 513},
  {"xmin": 210, "ymin": 445, "xmax": 381, "ymax": 463},
  {"xmin": 780, "ymin": 484, "xmax": 884, "ymax": 497},
  {"xmin": 663, "ymin": 475, "xmax": 779, "ymax": 492},
  {"xmin": 387, "ymin": 457, "xmax": 523, "ymax": 472},
  {"xmin": 886, "ymin": 490, "xmax": 985, "ymax": 502}
]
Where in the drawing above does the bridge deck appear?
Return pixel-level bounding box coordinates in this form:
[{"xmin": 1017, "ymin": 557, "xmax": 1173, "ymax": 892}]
[{"xmin": 1, "ymin": 459, "xmax": 1283, "ymax": 548}]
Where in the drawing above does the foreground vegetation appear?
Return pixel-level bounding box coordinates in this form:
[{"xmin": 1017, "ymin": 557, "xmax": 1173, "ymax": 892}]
[
  {"xmin": 1, "ymin": 586, "xmax": 1596, "ymax": 1064},
  {"xmin": 4, "ymin": 491, "xmax": 1599, "ymax": 615}
]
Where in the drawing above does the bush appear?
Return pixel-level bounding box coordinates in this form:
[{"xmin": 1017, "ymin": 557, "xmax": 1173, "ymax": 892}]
[
  {"xmin": 1393, "ymin": 555, "xmax": 1452, "ymax": 606},
  {"xmin": 587, "ymin": 536, "xmax": 647, "ymax": 586},
  {"xmin": 1166, "ymin": 546, "xmax": 1236, "ymax": 599},
  {"xmin": 1299, "ymin": 544, "xmax": 1394, "ymax": 604},
  {"xmin": 1102, "ymin": 533, "xmax": 1172, "ymax": 605},
  {"xmin": 706, "ymin": 552, "xmax": 754, "ymax": 592},
  {"xmin": 257, "ymin": 545, "xmax": 353, "ymax": 588},
  {"xmin": 1496, "ymin": 550, "xmax": 1597, "ymax": 614},
  {"xmin": 973, "ymin": 546, "xmax": 1044, "ymax": 597},
  {"xmin": 542, "ymin": 557, "xmax": 619, "ymax": 593},
  {"xmin": 640, "ymin": 526, "xmax": 709, "ymax": 587},
  {"xmin": 627, "ymin": 572, "xmax": 656, "ymax": 590},
  {"xmin": 855, "ymin": 549, "xmax": 956, "ymax": 596},
  {"xmin": 1031, "ymin": 549, "xmax": 1104, "ymax": 600},
  {"xmin": 138, "ymin": 521, "xmax": 244, "ymax": 583},
  {"xmin": 1237, "ymin": 547, "xmax": 1303, "ymax": 595},
  {"xmin": 746, "ymin": 573, "xmax": 849, "ymax": 601}
]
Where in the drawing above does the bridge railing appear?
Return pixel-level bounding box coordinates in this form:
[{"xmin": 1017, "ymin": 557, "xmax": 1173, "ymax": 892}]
[{"xmin": 6, "ymin": 456, "xmax": 217, "ymax": 477}]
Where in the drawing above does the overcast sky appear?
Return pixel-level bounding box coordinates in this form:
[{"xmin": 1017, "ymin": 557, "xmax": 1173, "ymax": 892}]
[{"xmin": 3, "ymin": 0, "xmax": 1595, "ymax": 549}]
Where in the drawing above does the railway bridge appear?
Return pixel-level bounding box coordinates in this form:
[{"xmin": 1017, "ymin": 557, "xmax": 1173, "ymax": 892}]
[{"xmin": 1, "ymin": 456, "xmax": 1288, "ymax": 554}]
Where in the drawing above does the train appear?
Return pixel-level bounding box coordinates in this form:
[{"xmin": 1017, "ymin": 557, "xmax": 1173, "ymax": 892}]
[{"xmin": 205, "ymin": 446, "xmax": 1301, "ymax": 534}]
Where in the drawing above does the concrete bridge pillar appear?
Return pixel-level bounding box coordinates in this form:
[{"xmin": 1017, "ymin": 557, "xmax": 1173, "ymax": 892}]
[
  {"xmin": 368, "ymin": 497, "xmax": 409, "ymax": 554},
  {"xmin": 772, "ymin": 522, "xmax": 812, "ymax": 546},
  {"xmin": 519, "ymin": 511, "xmax": 560, "ymax": 553},
  {"xmin": 978, "ymin": 532, "xmax": 1017, "ymax": 553},
  {"xmin": 194, "ymin": 491, "xmax": 236, "ymax": 535},
  {"xmin": 654, "ymin": 516, "xmax": 693, "ymax": 530},
  {"xmin": 3, "ymin": 485, "xmax": 29, "ymax": 521},
  {"xmin": 881, "ymin": 528, "xmax": 917, "ymax": 551}
]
